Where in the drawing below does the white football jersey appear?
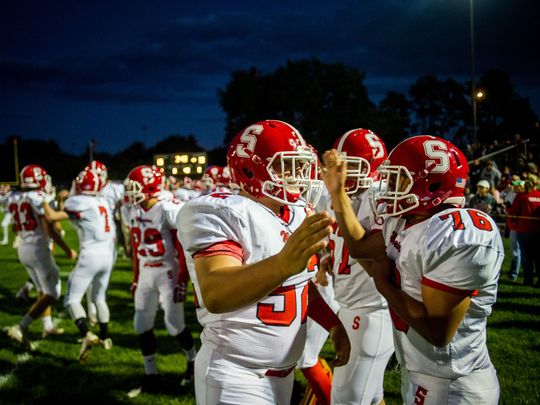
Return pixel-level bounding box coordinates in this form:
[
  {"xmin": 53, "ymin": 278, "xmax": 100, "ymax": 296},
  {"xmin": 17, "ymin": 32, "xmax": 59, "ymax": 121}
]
[
  {"xmin": 173, "ymin": 187, "xmax": 193, "ymax": 203},
  {"xmin": 158, "ymin": 189, "xmax": 174, "ymax": 201},
  {"xmin": 177, "ymin": 192, "xmax": 315, "ymax": 370},
  {"xmin": 99, "ymin": 181, "xmax": 124, "ymax": 209},
  {"xmin": 124, "ymin": 199, "xmax": 183, "ymax": 267},
  {"xmin": 383, "ymin": 207, "xmax": 504, "ymax": 379},
  {"xmin": 64, "ymin": 195, "xmax": 116, "ymax": 249},
  {"xmin": 319, "ymin": 189, "xmax": 386, "ymax": 309},
  {"xmin": 7, "ymin": 190, "xmax": 49, "ymax": 245}
]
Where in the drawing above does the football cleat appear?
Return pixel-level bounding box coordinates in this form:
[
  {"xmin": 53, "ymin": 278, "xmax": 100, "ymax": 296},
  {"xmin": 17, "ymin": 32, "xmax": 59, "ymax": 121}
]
[
  {"xmin": 127, "ymin": 374, "xmax": 160, "ymax": 398},
  {"xmin": 6, "ymin": 324, "xmax": 35, "ymax": 351},
  {"xmin": 100, "ymin": 338, "xmax": 113, "ymax": 350},
  {"xmin": 78, "ymin": 331, "xmax": 100, "ymax": 362},
  {"xmin": 180, "ymin": 361, "xmax": 195, "ymax": 387},
  {"xmin": 41, "ymin": 326, "xmax": 65, "ymax": 339}
]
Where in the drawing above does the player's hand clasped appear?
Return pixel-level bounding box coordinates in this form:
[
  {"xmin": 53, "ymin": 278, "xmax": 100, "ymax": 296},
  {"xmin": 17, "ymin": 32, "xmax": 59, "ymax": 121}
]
[
  {"xmin": 173, "ymin": 282, "xmax": 187, "ymax": 303},
  {"xmin": 330, "ymin": 322, "xmax": 351, "ymax": 367},
  {"xmin": 130, "ymin": 282, "xmax": 138, "ymax": 297}
]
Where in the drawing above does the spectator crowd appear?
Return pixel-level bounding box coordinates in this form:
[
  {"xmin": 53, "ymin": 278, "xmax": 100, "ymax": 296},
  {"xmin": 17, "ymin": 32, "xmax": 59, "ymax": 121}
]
[{"xmin": 461, "ymin": 136, "xmax": 540, "ymax": 287}]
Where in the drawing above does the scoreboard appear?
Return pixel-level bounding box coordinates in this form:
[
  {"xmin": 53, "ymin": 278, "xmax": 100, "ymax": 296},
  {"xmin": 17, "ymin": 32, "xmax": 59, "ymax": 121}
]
[{"xmin": 153, "ymin": 152, "xmax": 207, "ymax": 178}]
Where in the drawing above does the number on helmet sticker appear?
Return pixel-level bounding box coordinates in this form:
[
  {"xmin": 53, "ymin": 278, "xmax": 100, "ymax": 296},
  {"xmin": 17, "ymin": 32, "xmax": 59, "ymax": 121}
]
[
  {"xmin": 366, "ymin": 133, "xmax": 385, "ymax": 159},
  {"xmin": 236, "ymin": 125, "xmax": 262, "ymax": 158},
  {"xmin": 424, "ymin": 140, "xmax": 450, "ymax": 173}
]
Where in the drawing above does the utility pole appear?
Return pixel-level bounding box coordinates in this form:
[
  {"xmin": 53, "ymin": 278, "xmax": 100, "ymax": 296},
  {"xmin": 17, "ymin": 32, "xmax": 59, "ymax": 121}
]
[{"xmin": 470, "ymin": 0, "xmax": 478, "ymax": 145}]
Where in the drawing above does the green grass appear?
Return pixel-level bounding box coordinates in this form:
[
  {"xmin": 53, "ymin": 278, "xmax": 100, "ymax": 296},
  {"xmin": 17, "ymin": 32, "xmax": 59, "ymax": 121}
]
[{"xmin": 0, "ymin": 220, "xmax": 539, "ymax": 404}]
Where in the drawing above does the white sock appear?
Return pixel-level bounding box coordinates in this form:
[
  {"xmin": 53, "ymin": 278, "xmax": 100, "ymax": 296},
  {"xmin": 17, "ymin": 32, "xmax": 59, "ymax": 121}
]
[
  {"xmin": 184, "ymin": 347, "xmax": 197, "ymax": 362},
  {"xmin": 143, "ymin": 354, "xmax": 158, "ymax": 375},
  {"xmin": 20, "ymin": 314, "xmax": 34, "ymax": 329},
  {"xmin": 41, "ymin": 315, "xmax": 54, "ymax": 331}
]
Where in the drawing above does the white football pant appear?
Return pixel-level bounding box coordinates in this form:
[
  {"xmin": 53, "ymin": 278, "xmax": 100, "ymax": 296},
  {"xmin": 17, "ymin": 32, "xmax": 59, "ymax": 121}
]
[
  {"xmin": 133, "ymin": 261, "xmax": 186, "ymax": 335},
  {"xmin": 332, "ymin": 306, "xmax": 394, "ymax": 405},
  {"xmin": 64, "ymin": 246, "xmax": 115, "ymax": 322},
  {"xmin": 18, "ymin": 243, "xmax": 61, "ymax": 299},
  {"xmin": 401, "ymin": 366, "xmax": 499, "ymax": 405},
  {"xmin": 195, "ymin": 344, "xmax": 294, "ymax": 405}
]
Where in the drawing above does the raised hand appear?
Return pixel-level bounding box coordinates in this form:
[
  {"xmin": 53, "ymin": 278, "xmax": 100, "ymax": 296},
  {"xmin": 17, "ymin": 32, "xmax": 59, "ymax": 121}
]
[
  {"xmin": 275, "ymin": 212, "xmax": 334, "ymax": 278},
  {"xmin": 321, "ymin": 149, "xmax": 348, "ymax": 196}
]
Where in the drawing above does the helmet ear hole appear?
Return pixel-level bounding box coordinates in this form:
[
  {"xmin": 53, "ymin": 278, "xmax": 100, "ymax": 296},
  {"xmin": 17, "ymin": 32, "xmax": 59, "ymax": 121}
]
[
  {"xmin": 428, "ymin": 182, "xmax": 442, "ymax": 193},
  {"xmin": 242, "ymin": 168, "xmax": 254, "ymax": 179}
]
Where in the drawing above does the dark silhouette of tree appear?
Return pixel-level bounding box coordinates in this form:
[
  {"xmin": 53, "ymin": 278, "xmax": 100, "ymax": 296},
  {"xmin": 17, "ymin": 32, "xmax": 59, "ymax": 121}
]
[
  {"xmin": 0, "ymin": 136, "xmax": 19, "ymax": 183},
  {"xmin": 207, "ymin": 146, "xmax": 228, "ymax": 167},
  {"xmin": 476, "ymin": 69, "xmax": 538, "ymax": 142},
  {"xmin": 218, "ymin": 58, "xmax": 379, "ymax": 153},
  {"xmin": 149, "ymin": 134, "xmax": 204, "ymax": 155},
  {"xmin": 378, "ymin": 91, "xmax": 412, "ymax": 149},
  {"xmin": 4, "ymin": 67, "xmax": 536, "ymax": 189},
  {"xmin": 15, "ymin": 138, "xmax": 80, "ymax": 188},
  {"xmin": 218, "ymin": 67, "xmax": 268, "ymax": 143},
  {"xmin": 110, "ymin": 141, "xmax": 149, "ymax": 179},
  {"xmin": 408, "ymin": 75, "xmax": 469, "ymax": 139}
]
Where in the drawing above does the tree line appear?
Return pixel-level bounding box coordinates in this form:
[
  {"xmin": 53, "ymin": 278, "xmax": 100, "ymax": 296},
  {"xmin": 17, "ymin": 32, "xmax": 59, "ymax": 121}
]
[{"xmin": 1, "ymin": 58, "xmax": 537, "ymax": 187}]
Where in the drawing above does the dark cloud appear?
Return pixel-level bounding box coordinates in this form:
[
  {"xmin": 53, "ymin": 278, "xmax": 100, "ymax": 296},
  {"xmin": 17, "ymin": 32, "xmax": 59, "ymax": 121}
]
[{"xmin": 2, "ymin": 1, "xmax": 538, "ymax": 105}]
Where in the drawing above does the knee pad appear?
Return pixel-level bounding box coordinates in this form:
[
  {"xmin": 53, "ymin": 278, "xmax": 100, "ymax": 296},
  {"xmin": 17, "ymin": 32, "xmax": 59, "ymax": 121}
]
[{"xmin": 134, "ymin": 309, "xmax": 156, "ymax": 335}]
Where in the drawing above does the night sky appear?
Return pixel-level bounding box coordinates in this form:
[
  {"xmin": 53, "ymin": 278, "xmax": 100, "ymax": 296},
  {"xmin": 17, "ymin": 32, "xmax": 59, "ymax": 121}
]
[{"xmin": 1, "ymin": 0, "xmax": 539, "ymax": 155}]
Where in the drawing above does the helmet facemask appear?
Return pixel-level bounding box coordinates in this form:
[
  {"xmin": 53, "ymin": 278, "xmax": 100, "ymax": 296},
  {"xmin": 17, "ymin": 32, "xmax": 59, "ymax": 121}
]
[
  {"xmin": 262, "ymin": 147, "xmax": 323, "ymax": 207},
  {"xmin": 341, "ymin": 152, "xmax": 372, "ymax": 195},
  {"xmin": 124, "ymin": 179, "xmax": 146, "ymax": 205},
  {"xmin": 371, "ymin": 162, "xmax": 417, "ymax": 217}
]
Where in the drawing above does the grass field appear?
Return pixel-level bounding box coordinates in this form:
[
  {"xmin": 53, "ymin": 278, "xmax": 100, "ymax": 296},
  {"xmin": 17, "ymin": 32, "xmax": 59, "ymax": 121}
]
[{"xmin": 1, "ymin": 219, "xmax": 539, "ymax": 404}]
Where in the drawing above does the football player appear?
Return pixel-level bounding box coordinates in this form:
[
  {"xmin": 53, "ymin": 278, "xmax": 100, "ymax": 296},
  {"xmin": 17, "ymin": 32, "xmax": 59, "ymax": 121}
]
[
  {"xmin": 83, "ymin": 160, "xmax": 124, "ymax": 325},
  {"xmin": 322, "ymin": 136, "xmax": 503, "ymax": 404},
  {"xmin": 122, "ymin": 165, "xmax": 196, "ymax": 396},
  {"xmin": 172, "ymin": 176, "xmax": 195, "ymax": 202},
  {"xmin": 1, "ymin": 184, "xmax": 12, "ymax": 245},
  {"xmin": 319, "ymin": 129, "xmax": 395, "ymax": 405},
  {"xmin": 43, "ymin": 170, "xmax": 116, "ymax": 361},
  {"xmin": 177, "ymin": 120, "xmax": 350, "ymax": 405},
  {"xmin": 201, "ymin": 165, "xmax": 234, "ymax": 194},
  {"xmin": 6, "ymin": 165, "xmax": 77, "ymax": 350}
]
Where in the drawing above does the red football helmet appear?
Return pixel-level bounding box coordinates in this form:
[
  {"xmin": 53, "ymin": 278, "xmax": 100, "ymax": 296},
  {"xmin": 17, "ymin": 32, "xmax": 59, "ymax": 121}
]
[
  {"xmin": 85, "ymin": 160, "xmax": 108, "ymax": 183},
  {"xmin": 203, "ymin": 165, "xmax": 232, "ymax": 189},
  {"xmin": 334, "ymin": 129, "xmax": 387, "ymax": 194},
  {"xmin": 227, "ymin": 120, "xmax": 323, "ymax": 205},
  {"xmin": 20, "ymin": 164, "xmax": 49, "ymax": 190},
  {"xmin": 124, "ymin": 165, "xmax": 162, "ymax": 204},
  {"xmin": 373, "ymin": 135, "xmax": 469, "ymax": 217},
  {"xmin": 75, "ymin": 170, "xmax": 104, "ymax": 195}
]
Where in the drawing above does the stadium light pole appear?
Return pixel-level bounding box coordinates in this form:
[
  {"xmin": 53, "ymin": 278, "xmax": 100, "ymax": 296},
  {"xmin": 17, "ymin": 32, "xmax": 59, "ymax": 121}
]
[{"xmin": 470, "ymin": 0, "xmax": 478, "ymax": 145}]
